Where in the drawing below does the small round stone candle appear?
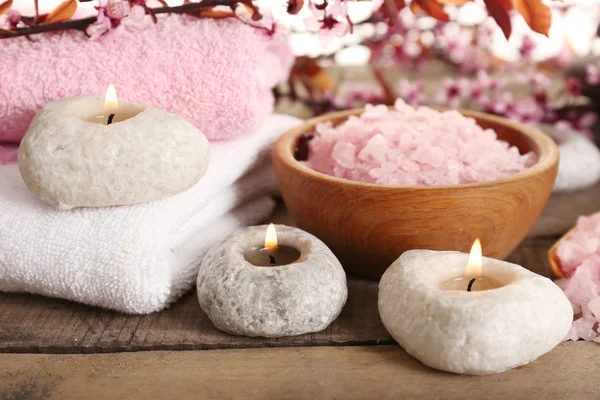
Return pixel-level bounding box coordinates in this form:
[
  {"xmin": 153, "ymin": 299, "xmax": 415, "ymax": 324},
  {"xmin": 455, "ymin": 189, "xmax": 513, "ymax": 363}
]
[
  {"xmin": 18, "ymin": 85, "xmax": 210, "ymax": 209},
  {"xmin": 197, "ymin": 224, "xmax": 347, "ymax": 337},
  {"xmin": 378, "ymin": 240, "xmax": 573, "ymax": 375}
]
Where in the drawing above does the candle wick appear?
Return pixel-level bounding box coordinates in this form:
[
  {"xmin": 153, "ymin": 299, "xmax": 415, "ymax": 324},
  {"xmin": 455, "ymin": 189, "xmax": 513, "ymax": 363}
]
[
  {"xmin": 467, "ymin": 278, "xmax": 476, "ymax": 292},
  {"xmin": 269, "ymin": 254, "xmax": 275, "ymax": 265},
  {"xmin": 107, "ymin": 113, "xmax": 115, "ymax": 125}
]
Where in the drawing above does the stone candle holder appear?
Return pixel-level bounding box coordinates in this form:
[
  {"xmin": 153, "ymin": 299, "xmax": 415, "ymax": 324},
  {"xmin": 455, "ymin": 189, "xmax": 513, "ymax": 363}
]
[
  {"xmin": 18, "ymin": 95, "xmax": 210, "ymax": 209},
  {"xmin": 378, "ymin": 250, "xmax": 573, "ymax": 375},
  {"xmin": 197, "ymin": 225, "xmax": 348, "ymax": 337}
]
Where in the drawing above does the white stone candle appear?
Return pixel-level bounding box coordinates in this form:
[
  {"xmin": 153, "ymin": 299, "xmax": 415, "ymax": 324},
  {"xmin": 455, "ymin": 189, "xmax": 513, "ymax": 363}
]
[
  {"xmin": 378, "ymin": 242, "xmax": 573, "ymax": 375},
  {"xmin": 18, "ymin": 85, "xmax": 210, "ymax": 210},
  {"xmin": 197, "ymin": 224, "xmax": 348, "ymax": 337}
]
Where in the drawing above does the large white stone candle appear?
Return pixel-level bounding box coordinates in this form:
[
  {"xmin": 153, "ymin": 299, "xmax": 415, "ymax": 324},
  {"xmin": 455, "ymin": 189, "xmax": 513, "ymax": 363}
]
[
  {"xmin": 18, "ymin": 85, "xmax": 210, "ymax": 209},
  {"xmin": 197, "ymin": 224, "xmax": 348, "ymax": 337},
  {"xmin": 378, "ymin": 240, "xmax": 573, "ymax": 375}
]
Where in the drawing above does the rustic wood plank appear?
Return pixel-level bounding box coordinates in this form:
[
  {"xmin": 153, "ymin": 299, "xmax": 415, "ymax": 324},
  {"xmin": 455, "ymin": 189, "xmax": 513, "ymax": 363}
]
[
  {"xmin": 0, "ymin": 237, "xmax": 554, "ymax": 354},
  {"xmin": 1, "ymin": 343, "xmax": 599, "ymax": 400},
  {"xmin": 0, "ymin": 277, "xmax": 392, "ymax": 354}
]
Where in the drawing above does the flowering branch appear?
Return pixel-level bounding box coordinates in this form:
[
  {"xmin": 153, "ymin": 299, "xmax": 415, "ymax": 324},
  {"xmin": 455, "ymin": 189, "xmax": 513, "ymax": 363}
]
[
  {"xmin": 0, "ymin": 0, "xmax": 258, "ymax": 39},
  {"xmin": 1, "ymin": 0, "xmax": 559, "ymax": 41}
]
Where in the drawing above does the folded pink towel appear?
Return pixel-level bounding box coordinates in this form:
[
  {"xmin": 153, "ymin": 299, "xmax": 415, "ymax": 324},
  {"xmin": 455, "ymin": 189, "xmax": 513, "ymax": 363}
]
[{"xmin": 0, "ymin": 15, "xmax": 293, "ymax": 143}]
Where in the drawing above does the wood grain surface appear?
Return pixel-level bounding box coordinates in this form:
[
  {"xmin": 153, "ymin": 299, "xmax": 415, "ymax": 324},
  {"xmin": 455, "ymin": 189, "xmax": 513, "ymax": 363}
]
[
  {"xmin": 529, "ymin": 180, "xmax": 600, "ymax": 238},
  {"xmin": 0, "ymin": 237, "xmax": 555, "ymax": 354},
  {"xmin": 273, "ymin": 109, "xmax": 559, "ymax": 279},
  {"xmin": 1, "ymin": 343, "xmax": 599, "ymax": 400}
]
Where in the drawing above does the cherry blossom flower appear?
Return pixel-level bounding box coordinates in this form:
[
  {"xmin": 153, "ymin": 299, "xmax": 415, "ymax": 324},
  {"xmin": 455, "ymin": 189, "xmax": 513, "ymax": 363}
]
[
  {"xmin": 7, "ymin": 10, "xmax": 21, "ymax": 30},
  {"xmin": 435, "ymin": 78, "xmax": 470, "ymax": 108},
  {"xmin": 333, "ymin": 82, "xmax": 385, "ymax": 109},
  {"xmin": 519, "ymin": 35, "xmax": 536, "ymax": 59},
  {"xmin": 566, "ymin": 77, "xmax": 583, "ymax": 97},
  {"xmin": 491, "ymin": 91, "xmax": 515, "ymax": 116},
  {"xmin": 556, "ymin": 112, "xmax": 597, "ymax": 139},
  {"xmin": 304, "ymin": 13, "xmax": 349, "ymax": 47},
  {"xmin": 398, "ymin": 79, "xmax": 424, "ymax": 106},
  {"xmin": 586, "ymin": 63, "xmax": 600, "ymax": 86},
  {"xmin": 511, "ymin": 97, "xmax": 544, "ymax": 124}
]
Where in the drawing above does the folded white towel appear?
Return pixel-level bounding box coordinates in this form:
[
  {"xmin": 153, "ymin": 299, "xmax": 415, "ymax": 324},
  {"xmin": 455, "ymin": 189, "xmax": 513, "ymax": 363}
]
[{"xmin": 0, "ymin": 114, "xmax": 302, "ymax": 314}]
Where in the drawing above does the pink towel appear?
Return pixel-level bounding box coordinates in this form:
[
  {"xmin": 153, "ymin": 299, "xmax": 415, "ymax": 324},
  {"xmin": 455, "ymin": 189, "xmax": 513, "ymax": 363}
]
[{"xmin": 0, "ymin": 15, "xmax": 293, "ymax": 143}]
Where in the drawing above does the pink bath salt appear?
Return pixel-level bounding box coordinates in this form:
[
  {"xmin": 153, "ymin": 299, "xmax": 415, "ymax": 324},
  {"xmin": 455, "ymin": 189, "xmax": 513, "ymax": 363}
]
[
  {"xmin": 567, "ymin": 318, "xmax": 598, "ymax": 342},
  {"xmin": 304, "ymin": 100, "xmax": 537, "ymax": 186},
  {"xmin": 556, "ymin": 215, "xmax": 600, "ymax": 276},
  {"xmin": 556, "ymin": 213, "xmax": 600, "ymax": 342}
]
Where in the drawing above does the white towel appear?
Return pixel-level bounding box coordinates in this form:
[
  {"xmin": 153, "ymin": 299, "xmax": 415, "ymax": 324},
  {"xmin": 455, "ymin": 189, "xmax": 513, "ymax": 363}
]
[{"xmin": 0, "ymin": 114, "xmax": 302, "ymax": 314}]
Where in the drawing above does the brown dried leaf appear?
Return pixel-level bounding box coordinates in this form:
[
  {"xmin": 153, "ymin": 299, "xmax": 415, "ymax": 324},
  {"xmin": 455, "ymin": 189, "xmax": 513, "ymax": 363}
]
[
  {"xmin": 0, "ymin": 0, "xmax": 12, "ymax": 16},
  {"xmin": 514, "ymin": 0, "xmax": 552, "ymax": 36},
  {"xmin": 45, "ymin": 0, "xmax": 77, "ymax": 24},
  {"xmin": 417, "ymin": 0, "xmax": 450, "ymax": 21},
  {"xmin": 492, "ymin": 0, "xmax": 514, "ymax": 11},
  {"xmin": 287, "ymin": 0, "xmax": 304, "ymax": 14},
  {"xmin": 409, "ymin": 1, "xmax": 421, "ymax": 14},
  {"xmin": 484, "ymin": 0, "xmax": 512, "ymax": 39},
  {"xmin": 437, "ymin": 0, "xmax": 473, "ymax": 5},
  {"xmin": 291, "ymin": 57, "xmax": 335, "ymax": 95},
  {"xmin": 200, "ymin": 7, "xmax": 236, "ymax": 18}
]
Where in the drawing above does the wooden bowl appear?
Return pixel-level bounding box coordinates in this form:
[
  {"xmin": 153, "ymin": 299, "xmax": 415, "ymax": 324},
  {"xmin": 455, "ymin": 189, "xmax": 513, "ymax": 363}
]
[
  {"xmin": 548, "ymin": 211, "xmax": 600, "ymax": 279},
  {"xmin": 273, "ymin": 108, "xmax": 559, "ymax": 280}
]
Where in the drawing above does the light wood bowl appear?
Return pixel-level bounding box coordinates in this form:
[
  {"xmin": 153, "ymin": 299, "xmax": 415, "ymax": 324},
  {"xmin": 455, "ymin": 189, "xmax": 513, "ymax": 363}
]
[
  {"xmin": 548, "ymin": 211, "xmax": 600, "ymax": 279},
  {"xmin": 273, "ymin": 108, "xmax": 559, "ymax": 280}
]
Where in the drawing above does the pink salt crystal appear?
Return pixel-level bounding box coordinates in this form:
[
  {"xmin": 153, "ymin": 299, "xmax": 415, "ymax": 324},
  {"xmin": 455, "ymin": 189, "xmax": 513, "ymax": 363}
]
[
  {"xmin": 332, "ymin": 141, "xmax": 357, "ymax": 169},
  {"xmin": 588, "ymin": 296, "xmax": 600, "ymax": 320},
  {"xmin": 304, "ymin": 100, "xmax": 537, "ymax": 186},
  {"xmin": 568, "ymin": 318, "xmax": 599, "ymax": 341},
  {"xmin": 556, "ymin": 212, "xmax": 600, "ymax": 342}
]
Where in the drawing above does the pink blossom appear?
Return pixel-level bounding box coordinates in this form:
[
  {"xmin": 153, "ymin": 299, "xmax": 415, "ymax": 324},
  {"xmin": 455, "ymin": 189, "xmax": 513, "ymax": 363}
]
[
  {"xmin": 7, "ymin": 10, "xmax": 21, "ymax": 30},
  {"xmin": 529, "ymin": 72, "xmax": 550, "ymax": 88},
  {"xmin": 511, "ymin": 97, "xmax": 544, "ymax": 124},
  {"xmin": 446, "ymin": 30, "xmax": 473, "ymax": 65},
  {"xmin": 435, "ymin": 78, "xmax": 470, "ymax": 108},
  {"xmin": 309, "ymin": 0, "xmax": 350, "ymax": 19},
  {"xmin": 519, "ymin": 35, "xmax": 536, "ymax": 59},
  {"xmin": 586, "ymin": 62, "xmax": 600, "ymax": 86},
  {"xmin": 566, "ymin": 77, "xmax": 583, "ymax": 97},
  {"xmin": 491, "ymin": 91, "xmax": 515, "ymax": 116},
  {"xmin": 88, "ymin": 0, "xmax": 132, "ymax": 40},
  {"xmin": 471, "ymin": 70, "xmax": 504, "ymax": 99},
  {"xmin": 304, "ymin": 14, "xmax": 349, "ymax": 47},
  {"xmin": 333, "ymin": 82, "xmax": 385, "ymax": 109},
  {"xmin": 398, "ymin": 79, "xmax": 424, "ymax": 106},
  {"xmin": 129, "ymin": 4, "xmax": 146, "ymax": 21},
  {"xmin": 556, "ymin": 112, "xmax": 597, "ymax": 139}
]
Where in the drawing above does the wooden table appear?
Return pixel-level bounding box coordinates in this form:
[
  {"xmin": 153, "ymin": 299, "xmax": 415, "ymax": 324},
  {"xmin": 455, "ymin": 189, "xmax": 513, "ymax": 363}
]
[{"xmin": 2, "ymin": 182, "xmax": 600, "ymax": 399}]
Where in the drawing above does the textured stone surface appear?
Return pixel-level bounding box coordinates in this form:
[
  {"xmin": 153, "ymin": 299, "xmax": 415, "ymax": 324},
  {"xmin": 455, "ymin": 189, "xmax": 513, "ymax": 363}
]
[
  {"xmin": 18, "ymin": 96, "xmax": 210, "ymax": 209},
  {"xmin": 539, "ymin": 124, "xmax": 600, "ymax": 193},
  {"xmin": 378, "ymin": 250, "xmax": 573, "ymax": 375},
  {"xmin": 197, "ymin": 225, "xmax": 348, "ymax": 337}
]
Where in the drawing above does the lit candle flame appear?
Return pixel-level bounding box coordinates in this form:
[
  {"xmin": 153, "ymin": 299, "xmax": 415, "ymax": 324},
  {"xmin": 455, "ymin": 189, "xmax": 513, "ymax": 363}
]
[
  {"xmin": 264, "ymin": 223, "xmax": 277, "ymax": 253},
  {"xmin": 105, "ymin": 84, "xmax": 118, "ymax": 115},
  {"xmin": 466, "ymin": 238, "xmax": 482, "ymax": 279}
]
